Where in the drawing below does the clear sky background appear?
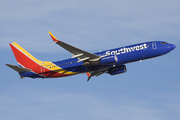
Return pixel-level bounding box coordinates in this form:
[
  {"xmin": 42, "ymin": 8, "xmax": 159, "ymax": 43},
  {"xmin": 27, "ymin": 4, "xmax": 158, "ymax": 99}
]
[{"xmin": 1, "ymin": 0, "xmax": 180, "ymax": 120}]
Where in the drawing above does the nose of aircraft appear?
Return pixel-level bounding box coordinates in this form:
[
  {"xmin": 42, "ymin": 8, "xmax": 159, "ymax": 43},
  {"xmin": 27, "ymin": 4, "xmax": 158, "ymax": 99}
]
[{"xmin": 169, "ymin": 44, "xmax": 176, "ymax": 51}]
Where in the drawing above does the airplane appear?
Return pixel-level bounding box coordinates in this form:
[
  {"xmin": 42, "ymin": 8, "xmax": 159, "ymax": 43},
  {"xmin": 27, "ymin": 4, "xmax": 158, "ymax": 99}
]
[{"xmin": 6, "ymin": 32, "xmax": 176, "ymax": 82}]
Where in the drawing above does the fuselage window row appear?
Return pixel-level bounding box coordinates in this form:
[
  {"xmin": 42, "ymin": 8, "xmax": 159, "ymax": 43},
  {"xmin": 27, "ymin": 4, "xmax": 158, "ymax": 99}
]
[{"xmin": 49, "ymin": 61, "xmax": 78, "ymax": 68}]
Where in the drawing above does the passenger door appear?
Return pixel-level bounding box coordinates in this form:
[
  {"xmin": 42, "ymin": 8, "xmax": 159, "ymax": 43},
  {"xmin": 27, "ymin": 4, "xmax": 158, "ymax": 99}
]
[{"xmin": 152, "ymin": 42, "xmax": 157, "ymax": 49}]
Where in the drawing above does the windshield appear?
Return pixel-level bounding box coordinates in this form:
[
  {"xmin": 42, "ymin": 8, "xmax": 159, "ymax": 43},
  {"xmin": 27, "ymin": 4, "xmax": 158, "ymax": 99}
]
[{"xmin": 161, "ymin": 42, "xmax": 167, "ymax": 44}]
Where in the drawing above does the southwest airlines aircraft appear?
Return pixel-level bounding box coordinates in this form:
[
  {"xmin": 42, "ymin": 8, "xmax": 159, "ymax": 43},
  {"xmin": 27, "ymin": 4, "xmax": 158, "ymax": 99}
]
[{"xmin": 6, "ymin": 32, "xmax": 176, "ymax": 81}]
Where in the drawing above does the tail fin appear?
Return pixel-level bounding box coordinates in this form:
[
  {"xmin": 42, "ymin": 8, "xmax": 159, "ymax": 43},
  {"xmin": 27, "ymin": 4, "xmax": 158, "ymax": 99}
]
[{"xmin": 9, "ymin": 42, "xmax": 42, "ymax": 69}]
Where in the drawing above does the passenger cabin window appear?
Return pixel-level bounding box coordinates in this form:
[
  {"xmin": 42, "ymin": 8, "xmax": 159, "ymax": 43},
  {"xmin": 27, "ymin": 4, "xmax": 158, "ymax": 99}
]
[{"xmin": 161, "ymin": 42, "xmax": 167, "ymax": 44}]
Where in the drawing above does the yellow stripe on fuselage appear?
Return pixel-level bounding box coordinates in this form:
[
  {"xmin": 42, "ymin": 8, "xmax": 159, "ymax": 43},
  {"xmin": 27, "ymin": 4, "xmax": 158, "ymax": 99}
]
[{"xmin": 40, "ymin": 61, "xmax": 79, "ymax": 75}]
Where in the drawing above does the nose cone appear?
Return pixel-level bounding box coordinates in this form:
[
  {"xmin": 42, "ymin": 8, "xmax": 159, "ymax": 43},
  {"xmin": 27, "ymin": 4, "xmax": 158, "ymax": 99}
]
[
  {"xmin": 168, "ymin": 43, "xmax": 176, "ymax": 51},
  {"xmin": 169, "ymin": 44, "xmax": 176, "ymax": 50}
]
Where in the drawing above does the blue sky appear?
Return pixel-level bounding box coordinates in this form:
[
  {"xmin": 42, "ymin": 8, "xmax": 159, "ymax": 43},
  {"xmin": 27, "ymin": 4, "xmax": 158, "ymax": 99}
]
[{"xmin": 1, "ymin": 0, "xmax": 180, "ymax": 120}]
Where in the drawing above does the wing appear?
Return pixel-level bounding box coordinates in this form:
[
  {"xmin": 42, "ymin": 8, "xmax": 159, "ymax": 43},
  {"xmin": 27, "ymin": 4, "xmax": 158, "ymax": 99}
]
[{"xmin": 48, "ymin": 31, "xmax": 100, "ymax": 62}]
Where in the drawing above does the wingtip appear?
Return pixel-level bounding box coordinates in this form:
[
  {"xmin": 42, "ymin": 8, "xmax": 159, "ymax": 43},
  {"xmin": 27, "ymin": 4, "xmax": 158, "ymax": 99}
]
[
  {"xmin": 48, "ymin": 31, "xmax": 61, "ymax": 43},
  {"xmin": 86, "ymin": 72, "xmax": 91, "ymax": 77}
]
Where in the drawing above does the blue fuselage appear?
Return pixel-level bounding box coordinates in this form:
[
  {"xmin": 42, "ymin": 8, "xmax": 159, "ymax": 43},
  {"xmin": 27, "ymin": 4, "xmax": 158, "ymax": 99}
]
[{"xmin": 52, "ymin": 41, "xmax": 175, "ymax": 73}]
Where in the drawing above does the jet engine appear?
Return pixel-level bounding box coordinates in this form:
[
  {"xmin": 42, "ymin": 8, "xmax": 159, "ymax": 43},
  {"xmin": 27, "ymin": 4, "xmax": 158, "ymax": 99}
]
[
  {"xmin": 100, "ymin": 55, "xmax": 118, "ymax": 65},
  {"xmin": 84, "ymin": 55, "xmax": 118, "ymax": 67},
  {"xmin": 108, "ymin": 65, "xmax": 127, "ymax": 75}
]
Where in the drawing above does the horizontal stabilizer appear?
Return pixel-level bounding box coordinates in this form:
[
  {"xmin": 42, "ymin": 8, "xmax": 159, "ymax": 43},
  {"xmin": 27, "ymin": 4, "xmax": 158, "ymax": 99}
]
[{"xmin": 5, "ymin": 64, "xmax": 31, "ymax": 73}]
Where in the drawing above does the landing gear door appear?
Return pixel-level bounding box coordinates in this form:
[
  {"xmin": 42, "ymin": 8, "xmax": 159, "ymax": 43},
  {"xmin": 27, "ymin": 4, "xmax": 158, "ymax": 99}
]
[{"xmin": 152, "ymin": 42, "xmax": 157, "ymax": 49}]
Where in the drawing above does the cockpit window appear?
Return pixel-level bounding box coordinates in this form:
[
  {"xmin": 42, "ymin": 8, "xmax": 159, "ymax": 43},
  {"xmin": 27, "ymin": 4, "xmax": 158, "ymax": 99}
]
[{"xmin": 161, "ymin": 42, "xmax": 167, "ymax": 44}]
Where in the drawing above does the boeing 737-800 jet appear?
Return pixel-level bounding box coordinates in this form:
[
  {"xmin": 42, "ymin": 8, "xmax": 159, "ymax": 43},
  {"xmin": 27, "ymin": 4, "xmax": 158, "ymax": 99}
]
[{"xmin": 6, "ymin": 32, "xmax": 176, "ymax": 81}]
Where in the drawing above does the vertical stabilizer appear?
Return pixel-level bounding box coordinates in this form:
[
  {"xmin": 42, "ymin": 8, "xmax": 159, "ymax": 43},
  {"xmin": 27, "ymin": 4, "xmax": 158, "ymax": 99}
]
[{"xmin": 9, "ymin": 42, "xmax": 42, "ymax": 69}]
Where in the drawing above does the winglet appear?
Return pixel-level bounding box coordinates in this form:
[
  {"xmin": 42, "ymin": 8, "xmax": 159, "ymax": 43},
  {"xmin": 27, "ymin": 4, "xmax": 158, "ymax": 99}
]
[
  {"xmin": 48, "ymin": 31, "xmax": 61, "ymax": 43},
  {"xmin": 86, "ymin": 72, "xmax": 91, "ymax": 77},
  {"xmin": 86, "ymin": 72, "xmax": 91, "ymax": 82}
]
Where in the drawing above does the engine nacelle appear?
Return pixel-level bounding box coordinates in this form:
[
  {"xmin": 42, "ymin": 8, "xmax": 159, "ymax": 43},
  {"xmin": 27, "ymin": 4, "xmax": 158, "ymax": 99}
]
[
  {"xmin": 108, "ymin": 65, "xmax": 127, "ymax": 75},
  {"xmin": 100, "ymin": 55, "xmax": 118, "ymax": 65}
]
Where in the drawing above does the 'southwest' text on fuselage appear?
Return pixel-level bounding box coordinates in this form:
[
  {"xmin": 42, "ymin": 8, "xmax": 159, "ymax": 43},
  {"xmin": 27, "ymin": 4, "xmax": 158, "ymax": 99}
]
[{"xmin": 105, "ymin": 43, "xmax": 148, "ymax": 56}]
